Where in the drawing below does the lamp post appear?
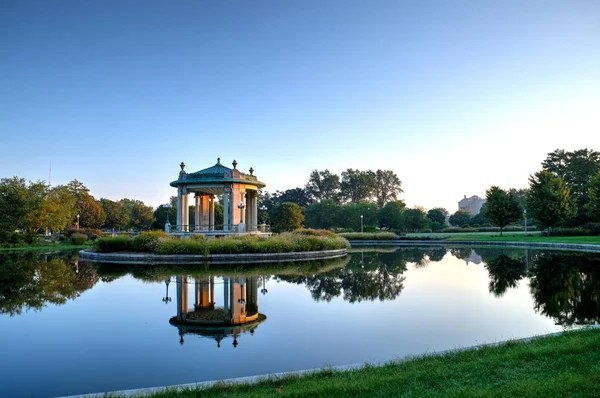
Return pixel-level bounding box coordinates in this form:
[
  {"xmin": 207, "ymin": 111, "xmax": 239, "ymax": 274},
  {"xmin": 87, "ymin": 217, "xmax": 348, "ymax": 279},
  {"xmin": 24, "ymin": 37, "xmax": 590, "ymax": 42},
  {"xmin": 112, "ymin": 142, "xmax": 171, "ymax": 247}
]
[
  {"xmin": 360, "ymin": 214, "xmax": 363, "ymax": 233},
  {"xmin": 162, "ymin": 279, "xmax": 171, "ymax": 303},
  {"xmin": 261, "ymin": 277, "xmax": 268, "ymax": 295},
  {"xmin": 76, "ymin": 214, "xmax": 80, "ymax": 230},
  {"xmin": 524, "ymin": 209, "xmax": 527, "ymax": 237},
  {"xmin": 238, "ymin": 202, "xmax": 246, "ymax": 224}
]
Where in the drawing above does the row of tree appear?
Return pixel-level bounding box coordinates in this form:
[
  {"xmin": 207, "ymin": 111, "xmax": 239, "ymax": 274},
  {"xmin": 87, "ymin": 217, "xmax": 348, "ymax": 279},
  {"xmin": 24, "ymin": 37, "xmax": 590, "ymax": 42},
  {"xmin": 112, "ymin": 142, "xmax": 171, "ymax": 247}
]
[{"xmin": 0, "ymin": 178, "xmax": 154, "ymax": 235}]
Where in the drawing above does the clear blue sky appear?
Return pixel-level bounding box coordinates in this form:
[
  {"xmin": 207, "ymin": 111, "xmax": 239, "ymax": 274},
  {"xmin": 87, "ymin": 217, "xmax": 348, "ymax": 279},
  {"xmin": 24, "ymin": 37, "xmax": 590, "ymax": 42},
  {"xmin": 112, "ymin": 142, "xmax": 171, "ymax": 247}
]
[{"xmin": 1, "ymin": 0, "xmax": 599, "ymax": 212}]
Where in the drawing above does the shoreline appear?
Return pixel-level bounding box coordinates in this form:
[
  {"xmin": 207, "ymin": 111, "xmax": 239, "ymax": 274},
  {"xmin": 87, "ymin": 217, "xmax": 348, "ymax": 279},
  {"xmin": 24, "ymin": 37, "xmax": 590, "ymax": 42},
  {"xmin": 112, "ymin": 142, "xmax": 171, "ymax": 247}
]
[{"xmin": 348, "ymin": 239, "xmax": 600, "ymax": 252}]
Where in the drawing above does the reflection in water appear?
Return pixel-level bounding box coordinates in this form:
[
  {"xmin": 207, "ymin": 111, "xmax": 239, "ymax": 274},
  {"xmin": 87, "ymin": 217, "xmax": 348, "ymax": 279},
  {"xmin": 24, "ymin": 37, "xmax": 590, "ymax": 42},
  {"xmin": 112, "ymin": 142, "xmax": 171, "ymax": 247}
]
[
  {"xmin": 453, "ymin": 248, "xmax": 600, "ymax": 326},
  {"xmin": 279, "ymin": 247, "xmax": 448, "ymax": 303},
  {"xmin": 0, "ymin": 251, "xmax": 98, "ymax": 316},
  {"xmin": 170, "ymin": 276, "xmax": 266, "ymax": 347}
]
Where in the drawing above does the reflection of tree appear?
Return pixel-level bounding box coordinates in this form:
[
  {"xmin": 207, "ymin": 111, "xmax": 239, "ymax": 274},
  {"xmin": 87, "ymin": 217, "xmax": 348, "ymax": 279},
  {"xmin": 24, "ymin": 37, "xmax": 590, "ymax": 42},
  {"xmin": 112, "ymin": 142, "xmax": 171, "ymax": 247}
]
[
  {"xmin": 427, "ymin": 247, "xmax": 447, "ymax": 262},
  {"xmin": 529, "ymin": 251, "xmax": 600, "ymax": 326},
  {"xmin": 278, "ymin": 250, "xmax": 410, "ymax": 303},
  {"xmin": 478, "ymin": 249, "xmax": 528, "ymax": 297},
  {"xmin": 0, "ymin": 251, "xmax": 98, "ymax": 316},
  {"xmin": 449, "ymin": 247, "xmax": 472, "ymax": 261}
]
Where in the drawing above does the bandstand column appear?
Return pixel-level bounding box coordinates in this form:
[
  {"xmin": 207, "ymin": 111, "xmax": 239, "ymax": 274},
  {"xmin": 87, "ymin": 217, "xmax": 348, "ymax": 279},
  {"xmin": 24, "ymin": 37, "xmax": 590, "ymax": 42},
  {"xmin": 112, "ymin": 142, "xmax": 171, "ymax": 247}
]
[
  {"xmin": 176, "ymin": 187, "xmax": 182, "ymax": 232},
  {"xmin": 223, "ymin": 187, "xmax": 230, "ymax": 231},
  {"xmin": 194, "ymin": 194, "xmax": 200, "ymax": 232},
  {"xmin": 223, "ymin": 277, "xmax": 229, "ymax": 313},
  {"xmin": 209, "ymin": 195, "xmax": 215, "ymax": 231},
  {"xmin": 252, "ymin": 192, "xmax": 258, "ymax": 231},
  {"xmin": 182, "ymin": 189, "xmax": 189, "ymax": 232},
  {"xmin": 199, "ymin": 195, "xmax": 207, "ymax": 231}
]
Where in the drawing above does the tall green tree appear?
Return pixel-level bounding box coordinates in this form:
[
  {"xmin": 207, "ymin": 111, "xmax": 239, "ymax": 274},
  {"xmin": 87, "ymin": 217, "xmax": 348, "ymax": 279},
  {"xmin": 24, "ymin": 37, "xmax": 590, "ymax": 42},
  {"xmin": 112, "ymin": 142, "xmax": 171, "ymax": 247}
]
[
  {"xmin": 402, "ymin": 207, "xmax": 429, "ymax": 232},
  {"xmin": 427, "ymin": 208, "xmax": 448, "ymax": 231},
  {"xmin": 449, "ymin": 210, "xmax": 472, "ymax": 227},
  {"xmin": 28, "ymin": 185, "xmax": 75, "ymax": 233},
  {"xmin": 304, "ymin": 199, "xmax": 341, "ymax": 229},
  {"xmin": 483, "ymin": 186, "xmax": 522, "ymax": 236},
  {"xmin": 542, "ymin": 148, "xmax": 600, "ymax": 221},
  {"xmin": 101, "ymin": 199, "xmax": 130, "ymax": 233},
  {"xmin": 340, "ymin": 169, "xmax": 375, "ymax": 203},
  {"xmin": 526, "ymin": 171, "xmax": 576, "ymax": 235},
  {"xmin": 0, "ymin": 177, "xmax": 29, "ymax": 231},
  {"xmin": 370, "ymin": 169, "xmax": 402, "ymax": 209},
  {"xmin": 338, "ymin": 202, "xmax": 377, "ymax": 231},
  {"xmin": 271, "ymin": 202, "xmax": 304, "ymax": 232},
  {"xmin": 120, "ymin": 198, "xmax": 154, "ymax": 230},
  {"xmin": 305, "ymin": 169, "xmax": 340, "ymax": 202},
  {"xmin": 379, "ymin": 200, "xmax": 406, "ymax": 230},
  {"xmin": 66, "ymin": 180, "xmax": 105, "ymax": 228},
  {"xmin": 585, "ymin": 172, "xmax": 600, "ymax": 221}
]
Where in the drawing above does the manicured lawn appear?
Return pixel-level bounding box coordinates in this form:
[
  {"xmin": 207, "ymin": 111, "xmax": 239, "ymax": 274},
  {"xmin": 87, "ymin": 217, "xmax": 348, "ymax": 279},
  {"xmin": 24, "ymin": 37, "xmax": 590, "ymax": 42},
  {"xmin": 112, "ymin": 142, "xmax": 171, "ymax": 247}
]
[
  {"xmin": 140, "ymin": 328, "xmax": 600, "ymax": 398},
  {"xmin": 444, "ymin": 235, "xmax": 600, "ymax": 244},
  {"xmin": 0, "ymin": 244, "xmax": 90, "ymax": 252}
]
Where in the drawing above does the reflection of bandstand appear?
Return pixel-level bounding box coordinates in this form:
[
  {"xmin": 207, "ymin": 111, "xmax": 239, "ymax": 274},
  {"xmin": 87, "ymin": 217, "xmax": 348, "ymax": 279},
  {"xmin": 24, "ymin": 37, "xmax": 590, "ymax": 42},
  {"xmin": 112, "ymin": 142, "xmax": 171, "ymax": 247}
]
[{"xmin": 169, "ymin": 276, "xmax": 266, "ymax": 347}]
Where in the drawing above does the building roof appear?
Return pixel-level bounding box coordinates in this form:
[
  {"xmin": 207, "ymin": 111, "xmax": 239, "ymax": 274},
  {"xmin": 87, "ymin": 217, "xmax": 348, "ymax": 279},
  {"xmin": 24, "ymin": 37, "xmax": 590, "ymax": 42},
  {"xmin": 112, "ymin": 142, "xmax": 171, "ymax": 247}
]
[{"xmin": 170, "ymin": 158, "xmax": 266, "ymax": 189}]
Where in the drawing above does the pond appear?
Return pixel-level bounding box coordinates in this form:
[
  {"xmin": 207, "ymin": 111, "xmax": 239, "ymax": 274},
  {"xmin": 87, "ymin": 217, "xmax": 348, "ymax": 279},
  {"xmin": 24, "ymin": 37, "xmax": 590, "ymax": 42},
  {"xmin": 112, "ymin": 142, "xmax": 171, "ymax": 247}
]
[{"xmin": 1, "ymin": 246, "xmax": 599, "ymax": 398}]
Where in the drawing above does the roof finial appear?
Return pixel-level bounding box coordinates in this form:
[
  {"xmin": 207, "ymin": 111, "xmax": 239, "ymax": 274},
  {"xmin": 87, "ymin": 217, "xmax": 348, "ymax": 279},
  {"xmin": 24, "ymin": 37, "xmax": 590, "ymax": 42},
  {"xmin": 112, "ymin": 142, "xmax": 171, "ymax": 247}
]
[
  {"xmin": 232, "ymin": 160, "xmax": 238, "ymax": 169},
  {"xmin": 217, "ymin": 157, "xmax": 221, "ymax": 164},
  {"xmin": 180, "ymin": 161, "xmax": 185, "ymax": 171},
  {"xmin": 249, "ymin": 167, "xmax": 254, "ymax": 175}
]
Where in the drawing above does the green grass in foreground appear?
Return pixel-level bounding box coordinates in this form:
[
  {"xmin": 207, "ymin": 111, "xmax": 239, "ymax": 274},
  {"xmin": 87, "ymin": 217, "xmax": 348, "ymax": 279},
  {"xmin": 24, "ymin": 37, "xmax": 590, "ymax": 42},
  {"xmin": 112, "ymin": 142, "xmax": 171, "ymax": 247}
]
[{"xmin": 140, "ymin": 328, "xmax": 600, "ymax": 398}]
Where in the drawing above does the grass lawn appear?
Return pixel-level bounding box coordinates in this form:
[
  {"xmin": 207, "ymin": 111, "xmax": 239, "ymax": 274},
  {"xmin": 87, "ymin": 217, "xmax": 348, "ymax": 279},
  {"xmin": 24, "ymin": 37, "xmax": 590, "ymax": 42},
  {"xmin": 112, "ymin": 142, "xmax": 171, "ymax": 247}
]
[
  {"xmin": 0, "ymin": 243, "xmax": 90, "ymax": 252},
  {"xmin": 404, "ymin": 231, "xmax": 600, "ymax": 245},
  {"xmin": 140, "ymin": 328, "xmax": 600, "ymax": 398}
]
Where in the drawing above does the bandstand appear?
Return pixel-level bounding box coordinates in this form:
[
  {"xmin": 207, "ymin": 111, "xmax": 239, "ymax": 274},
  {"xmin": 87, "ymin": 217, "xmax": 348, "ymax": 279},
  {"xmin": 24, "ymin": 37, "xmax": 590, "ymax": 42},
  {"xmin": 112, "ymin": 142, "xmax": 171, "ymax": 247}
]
[{"xmin": 169, "ymin": 158, "xmax": 266, "ymax": 234}]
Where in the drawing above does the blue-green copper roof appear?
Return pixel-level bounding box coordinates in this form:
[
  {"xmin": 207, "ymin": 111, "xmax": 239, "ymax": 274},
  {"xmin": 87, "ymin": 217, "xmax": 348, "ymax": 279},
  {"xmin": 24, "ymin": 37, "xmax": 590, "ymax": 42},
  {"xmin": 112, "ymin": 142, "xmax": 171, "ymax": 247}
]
[
  {"xmin": 170, "ymin": 158, "xmax": 266, "ymax": 188},
  {"xmin": 188, "ymin": 158, "xmax": 233, "ymax": 178}
]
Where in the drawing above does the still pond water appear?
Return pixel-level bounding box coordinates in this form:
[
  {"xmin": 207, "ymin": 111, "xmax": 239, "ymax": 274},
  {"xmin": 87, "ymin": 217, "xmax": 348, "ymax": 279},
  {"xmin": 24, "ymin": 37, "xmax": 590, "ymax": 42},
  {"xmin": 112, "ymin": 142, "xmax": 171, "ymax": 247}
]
[{"xmin": 1, "ymin": 247, "xmax": 599, "ymax": 398}]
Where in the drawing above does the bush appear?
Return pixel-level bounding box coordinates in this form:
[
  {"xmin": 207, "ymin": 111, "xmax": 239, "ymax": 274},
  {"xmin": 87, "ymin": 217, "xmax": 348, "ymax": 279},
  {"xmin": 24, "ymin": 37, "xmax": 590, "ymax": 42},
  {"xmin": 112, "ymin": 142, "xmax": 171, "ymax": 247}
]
[
  {"xmin": 132, "ymin": 231, "xmax": 168, "ymax": 252},
  {"xmin": 95, "ymin": 236, "xmax": 133, "ymax": 253},
  {"xmin": 338, "ymin": 232, "xmax": 397, "ymax": 240},
  {"xmin": 294, "ymin": 228, "xmax": 337, "ymax": 238},
  {"xmin": 71, "ymin": 233, "xmax": 88, "ymax": 245}
]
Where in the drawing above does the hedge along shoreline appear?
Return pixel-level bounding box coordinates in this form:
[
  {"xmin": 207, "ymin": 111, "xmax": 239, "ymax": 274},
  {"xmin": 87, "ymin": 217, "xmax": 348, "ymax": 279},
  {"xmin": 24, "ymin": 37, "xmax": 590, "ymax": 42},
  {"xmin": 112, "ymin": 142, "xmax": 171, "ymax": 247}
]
[
  {"xmin": 337, "ymin": 232, "xmax": 398, "ymax": 240},
  {"xmin": 93, "ymin": 230, "xmax": 350, "ymax": 256}
]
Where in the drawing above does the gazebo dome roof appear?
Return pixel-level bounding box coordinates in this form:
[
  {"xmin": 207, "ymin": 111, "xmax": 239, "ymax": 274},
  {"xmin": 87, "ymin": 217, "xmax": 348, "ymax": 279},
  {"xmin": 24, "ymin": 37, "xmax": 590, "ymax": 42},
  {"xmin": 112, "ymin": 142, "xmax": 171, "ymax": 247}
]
[{"xmin": 170, "ymin": 158, "xmax": 266, "ymax": 189}]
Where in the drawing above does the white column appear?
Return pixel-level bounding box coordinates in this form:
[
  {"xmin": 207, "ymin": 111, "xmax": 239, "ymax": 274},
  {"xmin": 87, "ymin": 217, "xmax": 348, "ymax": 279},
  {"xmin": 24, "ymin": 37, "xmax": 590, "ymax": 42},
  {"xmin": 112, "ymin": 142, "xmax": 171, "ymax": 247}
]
[
  {"xmin": 223, "ymin": 188, "xmax": 230, "ymax": 231},
  {"xmin": 209, "ymin": 195, "xmax": 215, "ymax": 230},
  {"xmin": 252, "ymin": 192, "xmax": 258, "ymax": 231},
  {"xmin": 194, "ymin": 195, "xmax": 200, "ymax": 231},
  {"xmin": 177, "ymin": 187, "xmax": 182, "ymax": 231},
  {"xmin": 199, "ymin": 195, "xmax": 206, "ymax": 231},
  {"xmin": 182, "ymin": 190, "xmax": 189, "ymax": 232},
  {"xmin": 240, "ymin": 191, "xmax": 246, "ymax": 224}
]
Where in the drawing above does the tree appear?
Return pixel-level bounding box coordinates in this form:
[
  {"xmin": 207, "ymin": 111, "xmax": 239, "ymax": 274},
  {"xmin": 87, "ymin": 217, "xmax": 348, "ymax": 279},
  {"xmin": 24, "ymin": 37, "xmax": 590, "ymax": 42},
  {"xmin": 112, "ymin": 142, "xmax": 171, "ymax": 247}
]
[
  {"xmin": 483, "ymin": 186, "xmax": 522, "ymax": 236},
  {"xmin": 120, "ymin": 198, "xmax": 154, "ymax": 230},
  {"xmin": 304, "ymin": 200, "xmax": 341, "ymax": 229},
  {"xmin": 449, "ymin": 210, "xmax": 472, "ymax": 227},
  {"xmin": 152, "ymin": 204, "xmax": 177, "ymax": 230},
  {"xmin": 340, "ymin": 169, "xmax": 375, "ymax": 203},
  {"xmin": 526, "ymin": 171, "xmax": 576, "ymax": 235},
  {"xmin": 338, "ymin": 202, "xmax": 378, "ymax": 231},
  {"xmin": 0, "ymin": 177, "xmax": 29, "ymax": 231},
  {"xmin": 101, "ymin": 199, "xmax": 130, "ymax": 232},
  {"xmin": 370, "ymin": 169, "xmax": 402, "ymax": 209},
  {"xmin": 427, "ymin": 208, "xmax": 448, "ymax": 231},
  {"xmin": 275, "ymin": 188, "xmax": 313, "ymax": 208},
  {"xmin": 379, "ymin": 200, "xmax": 406, "ymax": 230},
  {"xmin": 586, "ymin": 173, "xmax": 600, "ymax": 221},
  {"xmin": 402, "ymin": 207, "xmax": 429, "ymax": 232},
  {"xmin": 30, "ymin": 185, "xmax": 75, "ymax": 233},
  {"xmin": 67, "ymin": 180, "xmax": 105, "ymax": 228},
  {"xmin": 271, "ymin": 202, "xmax": 304, "ymax": 232},
  {"xmin": 305, "ymin": 169, "xmax": 340, "ymax": 202},
  {"xmin": 542, "ymin": 149, "xmax": 600, "ymax": 221}
]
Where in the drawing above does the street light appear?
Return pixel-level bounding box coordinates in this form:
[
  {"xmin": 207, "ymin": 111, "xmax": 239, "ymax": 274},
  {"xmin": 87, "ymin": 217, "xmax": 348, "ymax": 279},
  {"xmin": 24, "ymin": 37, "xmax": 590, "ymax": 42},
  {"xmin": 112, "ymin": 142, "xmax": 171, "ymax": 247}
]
[
  {"xmin": 524, "ymin": 209, "xmax": 527, "ymax": 236},
  {"xmin": 360, "ymin": 214, "xmax": 363, "ymax": 233},
  {"xmin": 76, "ymin": 214, "xmax": 80, "ymax": 230},
  {"xmin": 237, "ymin": 201, "xmax": 246, "ymax": 224},
  {"xmin": 261, "ymin": 277, "xmax": 268, "ymax": 295}
]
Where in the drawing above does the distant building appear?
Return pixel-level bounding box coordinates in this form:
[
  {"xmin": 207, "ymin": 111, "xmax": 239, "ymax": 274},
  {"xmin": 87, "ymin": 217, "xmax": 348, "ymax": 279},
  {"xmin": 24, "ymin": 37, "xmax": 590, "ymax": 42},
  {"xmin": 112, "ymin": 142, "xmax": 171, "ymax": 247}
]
[{"xmin": 458, "ymin": 195, "xmax": 486, "ymax": 215}]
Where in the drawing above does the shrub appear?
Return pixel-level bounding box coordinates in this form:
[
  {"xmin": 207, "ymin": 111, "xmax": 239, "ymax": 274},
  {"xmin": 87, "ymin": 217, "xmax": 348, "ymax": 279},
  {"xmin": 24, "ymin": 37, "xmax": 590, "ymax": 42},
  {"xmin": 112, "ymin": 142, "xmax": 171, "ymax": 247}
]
[
  {"xmin": 132, "ymin": 231, "xmax": 168, "ymax": 252},
  {"xmin": 338, "ymin": 232, "xmax": 397, "ymax": 240},
  {"xmin": 71, "ymin": 233, "xmax": 88, "ymax": 245},
  {"xmin": 95, "ymin": 236, "xmax": 133, "ymax": 253},
  {"xmin": 294, "ymin": 228, "xmax": 337, "ymax": 238}
]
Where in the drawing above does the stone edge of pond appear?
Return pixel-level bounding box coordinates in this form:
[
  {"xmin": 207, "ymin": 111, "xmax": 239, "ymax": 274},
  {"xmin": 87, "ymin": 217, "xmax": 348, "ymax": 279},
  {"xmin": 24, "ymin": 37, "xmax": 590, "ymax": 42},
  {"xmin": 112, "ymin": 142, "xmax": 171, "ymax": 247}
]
[
  {"xmin": 78, "ymin": 248, "xmax": 347, "ymax": 264},
  {"xmin": 56, "ymin": 325, "xmax": 600, "ymax": 398},
  {"xmin": 348, "ymin": 240, "xmax": 600, "ymax": 252}
]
